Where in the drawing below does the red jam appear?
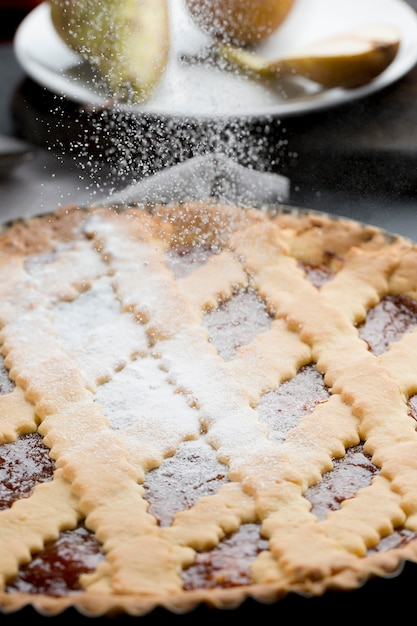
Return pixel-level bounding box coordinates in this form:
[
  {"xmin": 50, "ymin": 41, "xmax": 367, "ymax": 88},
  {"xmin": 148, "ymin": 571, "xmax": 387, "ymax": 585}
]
[
  {"xmin": 182, "ymin": 523, "xmax": 269, "ymax": 590},
  {"xmin": 0, "ymin": 367, "xmax": 103, "ymax": 596},
  {"xmin": 305, "ymin": 445, "xmax": 379, "ymax": 520},
  {"xmin": 0, "ymin": 355, "xmax": 14, "ymax": 395},
  {"xmin": 409, "ymin": 396, "xmax": 417, "ymax": 422},
  {"xmin": 167, "ymin": 245, "xmax": 216, "ymax": 278},
  {"xmin": 300, "ymin": 261, "xmax": 334, "ymax": 287},
  {"xmin": 256, "ymin": 364, "xmax": 329, "ymax": 444},
  {"xmin": 358, "ymin": 294, "xmax": 417, "ymax": 356},
  {"xmin": 6, "ymin": 525, "xmax": 104, "ymax": 596},
  {"xmin": 0, "ymin": 433, "xmax": 54, "ymax": 509},
  {"xmin": 204, "ymin": 288, "xmax": 273, "ymax": 360},
  {"xmin": 143, "ymin": 439, "xmax": 228, "ymax": 527}
]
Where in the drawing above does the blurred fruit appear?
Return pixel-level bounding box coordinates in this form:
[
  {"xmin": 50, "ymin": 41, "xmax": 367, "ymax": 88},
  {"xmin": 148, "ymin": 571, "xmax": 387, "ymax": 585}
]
[
  {"xmin": 218, "ymin": 23, "xmax": 401, "ymax": 89},
  {"xmin": 49, "ymin": 0, "xmax": 170, "ymax": 104},
  {"xmin": 185, "ymin": 0, "xmax": 296, "ymax": 46}
]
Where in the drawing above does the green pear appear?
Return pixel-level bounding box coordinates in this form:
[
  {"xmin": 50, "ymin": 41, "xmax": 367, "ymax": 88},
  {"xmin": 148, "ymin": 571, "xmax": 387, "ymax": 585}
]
[
  {"xmin": 217, "ymin": 23, "xmax": 400, "ymax": 89},
  {"xmin": 185, "ymin": 0, "xmax": 295, "ymax": 46},
  {"xmin": 49, "ymin": 0, "xmax": 170, "ymax": 104}
]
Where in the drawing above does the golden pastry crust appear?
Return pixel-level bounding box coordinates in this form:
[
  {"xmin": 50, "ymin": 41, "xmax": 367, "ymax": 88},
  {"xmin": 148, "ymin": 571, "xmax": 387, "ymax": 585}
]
[{"xmin": 0, "ymin": 201, "xmax": 417, "ymax": 617}]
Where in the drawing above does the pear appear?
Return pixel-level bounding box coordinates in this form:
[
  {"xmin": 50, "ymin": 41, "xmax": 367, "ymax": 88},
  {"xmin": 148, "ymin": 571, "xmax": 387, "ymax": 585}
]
[
  {"xmin": 49, "ymin": 0, "xmax": 170, "ymax": 104},
  {"xmin": 218, "ymin": 23, "xmax": 401, "ymax": 89},
  {"xmin": 185, "ymin": 0, "xmax": 296, "ymax": 46}
]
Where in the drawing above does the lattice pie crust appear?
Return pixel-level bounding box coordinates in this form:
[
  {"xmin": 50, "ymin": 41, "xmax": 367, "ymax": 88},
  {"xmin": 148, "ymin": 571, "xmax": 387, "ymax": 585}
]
[{"xmin": 1, "ymin": 200, "xmax": 417, "ymax": 617}]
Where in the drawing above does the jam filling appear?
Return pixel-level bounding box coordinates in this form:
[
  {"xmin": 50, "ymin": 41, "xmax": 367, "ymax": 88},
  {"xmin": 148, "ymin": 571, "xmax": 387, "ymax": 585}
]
[
  {"xmin": 305, "ymin": 445, "xmax": 379, "ymax": 521},
  {"xmin": 2, "ymin": 264, "xmax": 417, "ymax": 594},
  {"xmin": 143, "ymin": 438, "xmax": 229, "ymax": 527},
  {"xmin": 409, "ymin": 396, "xmax": 417, "ymax": 422},
  {"xmin": 166, "ymin": 245, "xmax": 217, "ymax": 279},
  {"xmin": 368, "ymin": 529, "xmax": 416, "ymax": 553},
  {"xmin": 204, "ymin": 288, "xmax": 273, "ymax": 360},
  {"xmin": 6, "ymin": 525, "xmax": 104, "ymax": 596},
  {"xmin": 0, "ymin": 431, "xmax": 103, "ymax": 596},
  {"xmin": 0, "ymin": 354, "xmax": 14, "ymax": 395},
  {"xmin": 181, "ymin": 523, "xmax": 269, "ymax": 590},
  {"xmin": 300, "ymin": 261, "xmax": 334, "ymax": 288},
  {"xmin": 358, "ymin": 294, "xmax": 417, "ymax": 356},
  {"xmin": 256, "ymin": 364, "xmax": 329, "ymax": 444},
  {"xmin": 0, "ymin": 433, "xmax": 54, "ymax": 510}
]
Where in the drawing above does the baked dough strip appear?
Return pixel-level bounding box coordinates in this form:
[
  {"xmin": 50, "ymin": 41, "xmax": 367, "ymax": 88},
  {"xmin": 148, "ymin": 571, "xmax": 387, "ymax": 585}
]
[
  {"xmin": 0, "ymin": 232, "xmax": 193, "ymax": 597},
  {"xmin": 0, "ymin": 204, "xmax": 417, "ymax": 608},
  {"xmin": 86, "ymin": 207, "xmax": 404, "ymax": 593},
  {"xmin": 231, "ymin": 217, "xmax": 417, "ymax": 585}
]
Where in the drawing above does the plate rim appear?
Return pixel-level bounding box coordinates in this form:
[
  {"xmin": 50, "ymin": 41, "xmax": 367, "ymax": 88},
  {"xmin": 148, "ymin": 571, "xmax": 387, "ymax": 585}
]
[{"xmin": 13, "ymin": 0, "xmax": 417, "ymax": 119}]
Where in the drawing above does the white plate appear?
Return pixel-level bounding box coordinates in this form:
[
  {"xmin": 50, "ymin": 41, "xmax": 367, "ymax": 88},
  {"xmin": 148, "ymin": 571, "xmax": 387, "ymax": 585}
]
[{"xmin": 13, "ymin": 0, "xmax": 417, "ymax": 118}]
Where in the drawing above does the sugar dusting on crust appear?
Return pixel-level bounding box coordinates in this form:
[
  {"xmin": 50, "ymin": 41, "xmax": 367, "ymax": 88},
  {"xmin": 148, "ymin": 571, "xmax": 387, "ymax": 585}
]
[{"xmin": 0, "ymin": 203, "xmax": 417, "ymax": 615}]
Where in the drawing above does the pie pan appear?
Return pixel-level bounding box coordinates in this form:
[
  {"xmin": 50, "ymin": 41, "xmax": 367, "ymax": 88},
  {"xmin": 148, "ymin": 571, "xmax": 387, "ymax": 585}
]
[{"xmin": 1, "ymin": 155, "xmax": 417, "ymax": 623}]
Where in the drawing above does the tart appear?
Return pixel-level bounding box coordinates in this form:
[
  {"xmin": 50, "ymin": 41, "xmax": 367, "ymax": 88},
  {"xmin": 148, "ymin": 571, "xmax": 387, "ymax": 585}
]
[{"xmin": 1, "ymin": 199, "xmax": 417, "ymax": 619}]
